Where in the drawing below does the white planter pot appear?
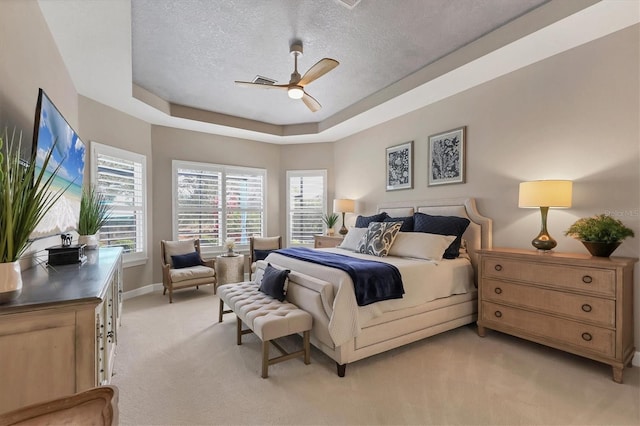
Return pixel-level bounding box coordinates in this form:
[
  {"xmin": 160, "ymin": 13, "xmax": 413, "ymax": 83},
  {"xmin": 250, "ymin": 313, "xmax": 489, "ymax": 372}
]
[
  {"xmin": 78, "ymin": 233, "xmax": 99, "ymax": 249},
  {"xmin": 0, "ymin": 261, "xmax": 22, "ymax": 304}
]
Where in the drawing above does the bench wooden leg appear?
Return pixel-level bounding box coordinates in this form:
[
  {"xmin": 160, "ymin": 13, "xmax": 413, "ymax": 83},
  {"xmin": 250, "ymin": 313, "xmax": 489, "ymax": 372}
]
[
  {"xmin": 303, "ymin": 330, "xmax": 310, "ymax": 365},
  {"xmin": 262, "ymin": 340, "xmax": 270, "ymax": 378},
  {"xmin": 218, "ymin": 300, "xmax": 224, "ymax": 323},
  {"xmin": 237, "ymin": 317, "xmax": 242, "ymax": 345}
]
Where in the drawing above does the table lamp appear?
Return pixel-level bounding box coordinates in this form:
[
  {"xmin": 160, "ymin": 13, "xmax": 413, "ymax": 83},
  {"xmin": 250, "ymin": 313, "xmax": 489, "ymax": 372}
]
[
  {"xmin": 518, "ymin": 180, "xmax": 572, "ymax": 250},
  {"xmin": 333, "ymin": 199, "xmax": 355, "ymax": 235}
]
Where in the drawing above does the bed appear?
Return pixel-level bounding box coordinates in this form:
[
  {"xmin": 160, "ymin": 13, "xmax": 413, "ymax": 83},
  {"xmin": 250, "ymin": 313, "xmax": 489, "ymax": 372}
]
[{"xmin": 256, "ymin": 197, "xmax": 492, "ymax": 376}]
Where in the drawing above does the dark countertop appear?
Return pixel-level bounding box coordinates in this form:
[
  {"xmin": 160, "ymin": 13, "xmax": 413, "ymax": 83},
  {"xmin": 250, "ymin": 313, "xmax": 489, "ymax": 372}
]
[{"xmin": 0, "ymin": 247, "xmax": 123, "ymax": 314}]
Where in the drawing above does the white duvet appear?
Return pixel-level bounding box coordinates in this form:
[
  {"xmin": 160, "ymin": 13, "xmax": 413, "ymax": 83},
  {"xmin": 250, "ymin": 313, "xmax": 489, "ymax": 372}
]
[{"xmin": 265, "ymin": 247, "xmax": 474, "ymax": 346}]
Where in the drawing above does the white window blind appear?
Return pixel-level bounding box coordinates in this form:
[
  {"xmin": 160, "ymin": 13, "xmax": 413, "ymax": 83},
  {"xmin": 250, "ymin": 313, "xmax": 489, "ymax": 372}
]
[
  {"xmin": 173, "ymin": 161, "xmax": 265, "ymax": 253},
  {"xmin": 287, "ymin": 170, "xmax": 326, "ymax": 247},
  {"xmin": 91, "ymin": 142, "xmax": 147, "ymax": 264}
]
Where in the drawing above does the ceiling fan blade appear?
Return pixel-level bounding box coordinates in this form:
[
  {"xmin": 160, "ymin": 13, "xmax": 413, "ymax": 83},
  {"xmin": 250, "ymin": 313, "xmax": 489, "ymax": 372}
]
[
  {"xmin": 234, "ymin": 81, "xmax": 288, "ymax": 90},
  {"xmin": 299, "ymin": 58, "xmax": 339, "ymax": 86},
  {"xmin": 302, "ymin": 91, "xmax": 322, "ymax": 112}
]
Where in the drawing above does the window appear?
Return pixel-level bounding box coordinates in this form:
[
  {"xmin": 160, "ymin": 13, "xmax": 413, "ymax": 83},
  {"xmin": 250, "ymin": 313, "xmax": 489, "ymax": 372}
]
[
  {"xmin": 286, "ymin": 170, "xmax": 327, "ymax": 247},
  {"xmin": 91, "ymin": 142, "xmax": 147, "ymax": 265},
  {"xmin": 173, "ymin": 160, "xmax": 266, "ymax": 254}
]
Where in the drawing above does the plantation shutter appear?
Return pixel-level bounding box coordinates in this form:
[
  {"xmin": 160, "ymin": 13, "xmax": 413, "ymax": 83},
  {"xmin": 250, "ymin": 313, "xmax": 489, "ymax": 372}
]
[
  {"xmin": 95, "ymin": 152, "xmax": 145, "ymax": 255},
  {"xmin": 288, "ymin": 171, "xmax": 326, "ymax": 246}
]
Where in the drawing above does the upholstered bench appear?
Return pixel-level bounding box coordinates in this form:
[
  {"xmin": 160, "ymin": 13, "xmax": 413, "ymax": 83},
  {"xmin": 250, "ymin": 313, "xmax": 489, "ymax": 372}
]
[{"xmin": 218, "ymin": 282, "xmax": 312, "ymax": 378}]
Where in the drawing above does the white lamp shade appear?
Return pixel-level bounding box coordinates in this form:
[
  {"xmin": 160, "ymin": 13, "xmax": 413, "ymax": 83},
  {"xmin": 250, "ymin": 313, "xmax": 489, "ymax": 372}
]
[
  {"xmin": 333, "ymin": 198, "xmax": 355, "ymax": 213},
  {"xmin": 518, "ymin": 180, "xmax": 573, "ymax": 208}
]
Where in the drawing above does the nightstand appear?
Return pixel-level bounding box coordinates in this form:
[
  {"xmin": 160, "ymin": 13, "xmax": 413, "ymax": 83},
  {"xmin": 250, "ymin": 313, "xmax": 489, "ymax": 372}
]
[
  {"xmin": 314, "ymin": 235, "xmax": 344, "ymax": 248},
  {"xmin": 477, "ymin": 248, "xmax": 637, "ymax": 383}
]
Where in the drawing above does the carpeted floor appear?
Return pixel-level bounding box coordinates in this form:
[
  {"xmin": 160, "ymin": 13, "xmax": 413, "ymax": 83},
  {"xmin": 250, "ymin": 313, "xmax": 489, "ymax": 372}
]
[{"xmin": 111, "ymin": 286, "xmax": 639, "ymax": 425}]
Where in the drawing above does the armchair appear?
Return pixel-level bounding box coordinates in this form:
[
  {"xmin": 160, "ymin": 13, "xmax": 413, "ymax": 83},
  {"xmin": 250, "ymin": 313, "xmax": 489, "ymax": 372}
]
[
  {"xmin": 160, "ymin": 239, "xmax": 216, "ymax": 303},
  {"xmin": 249, "ymin": 236, "xmax": 282, "ymax": 280}
]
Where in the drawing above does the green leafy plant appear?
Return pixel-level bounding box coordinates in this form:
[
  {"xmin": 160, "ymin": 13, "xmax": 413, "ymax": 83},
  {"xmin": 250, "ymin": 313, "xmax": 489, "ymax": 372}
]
[
  {"xmin": 78, "ymin": 185, "xmax": 112, "ymax": 235},
  {"xmin": 0, "ymin": 128, "xmax": 65, "ymax": 262},
  {"xmin": 322, "ymin": 212, "xmax": 339, "ymax": 229},
  {"xmin": 564, "ymin": 214, "xmax": 635, "ymax": 243}
]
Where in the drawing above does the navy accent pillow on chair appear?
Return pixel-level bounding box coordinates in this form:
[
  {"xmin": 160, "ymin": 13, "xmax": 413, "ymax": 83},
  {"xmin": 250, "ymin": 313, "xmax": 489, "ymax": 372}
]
[
  {"xmin": 258, "ymin": 264, "xmax": 290, "ymax": 302},
  {"xmin": 355, "ymin": 212, "xmax": 389, "ymax": 228},
  {"xmin": 171, "ymin": 251, "xmax": 203, "ymax": 269},
  {"xmin": 254, "ymin": 249, "xmax": 275, "ymax": 261},
  {"xmin": 413, "ymin": 213, "xmax": 470, "ymax": 259},
  {"xmin": 383, "ymin": 216, "xmax": 414, "ymax": 232}
]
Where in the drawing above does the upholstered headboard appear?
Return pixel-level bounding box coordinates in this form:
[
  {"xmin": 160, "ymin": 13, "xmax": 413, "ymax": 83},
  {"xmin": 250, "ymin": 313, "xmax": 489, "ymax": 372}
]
[{"xmin": 377, "ymin": 198, "xmax": 493, "ymax": 285}]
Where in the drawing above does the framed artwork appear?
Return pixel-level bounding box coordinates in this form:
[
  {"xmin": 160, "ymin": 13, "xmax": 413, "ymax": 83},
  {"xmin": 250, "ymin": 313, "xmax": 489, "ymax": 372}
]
[
  {"xmin": 428, "ymin": 126, "xmax": 466, "ymax": 186},
  {"xmin": 386, "ymin": 141, "xmax": 413, "ymax": 191}
]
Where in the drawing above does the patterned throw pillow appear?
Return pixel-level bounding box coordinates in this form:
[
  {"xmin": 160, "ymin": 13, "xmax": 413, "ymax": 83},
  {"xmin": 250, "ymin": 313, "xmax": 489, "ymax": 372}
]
[{"xmin": 357, "ymin": 221, "xmax": 403, "ymax": 257}]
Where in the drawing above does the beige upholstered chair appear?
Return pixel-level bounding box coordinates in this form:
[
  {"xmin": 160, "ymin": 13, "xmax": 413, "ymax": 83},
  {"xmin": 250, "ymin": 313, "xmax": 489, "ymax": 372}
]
[
  {"xmin": 160, "ymin": 239, "xmax": 216, "ymax": 303},
  {"xmin": 249, "ymin": 236, "xmax": 282, "ymax": 280},
  {"xmin": 0, "ymin": 385, "xmax": 118, "ymax": 425}
]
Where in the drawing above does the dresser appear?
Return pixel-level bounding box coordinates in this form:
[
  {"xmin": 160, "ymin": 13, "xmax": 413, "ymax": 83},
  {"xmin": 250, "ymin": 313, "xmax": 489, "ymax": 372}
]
[
  {"xmin": 0, "ymin": 247, "xmax": 123, "ymax": 413},
  {"xmin": 477, "ymin": 248, "xmax": 637, "ymax": 383},
  {"xmin": 313, "ymin": 235, "xmax": 344, "ymax": 248}
]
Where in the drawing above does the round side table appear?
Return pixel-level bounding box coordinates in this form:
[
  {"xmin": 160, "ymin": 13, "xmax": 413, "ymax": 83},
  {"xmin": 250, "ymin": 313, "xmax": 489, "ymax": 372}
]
[{"xmin": 215, "ymin": 254, "xmax": 245, "ymax": 289}]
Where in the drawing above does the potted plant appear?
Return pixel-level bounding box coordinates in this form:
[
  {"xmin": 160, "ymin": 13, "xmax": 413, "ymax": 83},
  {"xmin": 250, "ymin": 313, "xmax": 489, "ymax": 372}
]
[
  {"xmin": 78, "ymin": 185, "xmax": 112, "ymax": 249},
  {"xmin": 323, "ymin": 212, "xmax": 339, "ymax": 236},
  {"xmin": 0, "ymin": 128, "xmax": 65, "ymax": 302},
  {"xmin": 564, "ymin": 214, "xmax": 635, "ymax": 257}
]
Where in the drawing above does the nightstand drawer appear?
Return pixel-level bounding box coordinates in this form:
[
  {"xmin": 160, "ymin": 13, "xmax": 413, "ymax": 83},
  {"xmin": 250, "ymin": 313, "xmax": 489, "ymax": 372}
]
[
  {"xmin": 481, "ymin": 301, "xmax": 615, "ymax": 357},
  {"xmin": 314, "ymin": 235, "xmax": 343, "ymax": 248},
  {"xmin": 482, "ymin": 257, "xmax": 615, "ymax": 296},
  {"xmin": 482, "ymin": 279, "xmax": 615, "ymax": 327}
]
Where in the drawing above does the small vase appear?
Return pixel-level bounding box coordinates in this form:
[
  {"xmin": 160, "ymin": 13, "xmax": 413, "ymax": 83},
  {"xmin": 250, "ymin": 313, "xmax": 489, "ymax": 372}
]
[
  {"xmin": 0, "ymin": 261, "xmax": 22, "ymax": 304},
  {"xmin": 78, "ymin": 233, "xmax": 99, "ymax": 249},
  {"xmin": 327, "ymin": 228, "xmax": 335, "ymax": 236},
  {"xmin": 227, "ymin": 248, "xmax": 235, "ymax": 256},
  {"xmin": 581, "ymin": 241, "xmax": 621, "ymax": 257}
]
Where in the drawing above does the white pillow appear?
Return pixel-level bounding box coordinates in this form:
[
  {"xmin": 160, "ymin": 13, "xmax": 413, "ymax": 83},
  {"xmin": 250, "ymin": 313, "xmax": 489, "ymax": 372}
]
[
  {"xmin": 388, "ymin": 232, "xmax": 456, "ymax": 261},
  {"xmin": 337, "ymin": 227, "xmax": 368, "ymax": 251}
]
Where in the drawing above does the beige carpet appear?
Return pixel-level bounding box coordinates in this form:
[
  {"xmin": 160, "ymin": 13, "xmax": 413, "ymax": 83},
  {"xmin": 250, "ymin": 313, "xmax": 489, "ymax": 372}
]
[{"xmin": 111, "ymin": 286, "xmax": 639, "ymax": 425}]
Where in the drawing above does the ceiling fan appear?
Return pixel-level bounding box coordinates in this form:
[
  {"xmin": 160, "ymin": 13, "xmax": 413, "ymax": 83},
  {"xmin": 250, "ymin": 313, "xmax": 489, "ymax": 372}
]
[{"xmin": 234, "ymin": 42, "xmax": 339, "ymax": 112}]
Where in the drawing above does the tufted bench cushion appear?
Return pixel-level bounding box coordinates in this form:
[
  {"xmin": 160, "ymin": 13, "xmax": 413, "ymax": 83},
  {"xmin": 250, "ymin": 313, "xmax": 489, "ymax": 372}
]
[{"xmin": 218, "ymin": 282, "xmax": 312, "ymax": 378}]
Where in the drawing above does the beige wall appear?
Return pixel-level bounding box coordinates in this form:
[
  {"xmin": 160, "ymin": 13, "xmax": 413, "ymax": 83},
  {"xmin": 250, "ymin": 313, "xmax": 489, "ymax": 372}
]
[
  {"xmin": 78, "ymin": 96, "xmax": 153, "ymax": 292},
  {"xmin": 150, "ymin": 126, "xmax": 282, "ymax": 283},
  {"xmin": 334, "ymin": 24, "xmax": 640, "ymax": 345}
]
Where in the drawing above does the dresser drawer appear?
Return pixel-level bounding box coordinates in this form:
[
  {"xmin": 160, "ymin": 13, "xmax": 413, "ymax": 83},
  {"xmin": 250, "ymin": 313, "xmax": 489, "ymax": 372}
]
[
  {"xmin": 482, "ymin": 279, "xmax": 615, "ymax": 327},
  {"xmin": 481, "ymin": 301, "xmax": 615, "ymax": 357},
  {"xmin": 482, "ymin": 257, "xmax": 615, "ymax": 296}
]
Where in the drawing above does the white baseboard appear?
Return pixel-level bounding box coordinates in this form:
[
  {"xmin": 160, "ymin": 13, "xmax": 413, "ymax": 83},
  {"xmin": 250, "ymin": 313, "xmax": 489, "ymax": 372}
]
[
  {"xmin": 633, "ymin": 351, "xmax": 640, "ymax": 367},
  {"xmin": 122, "ymin": 283, "xmax": 163, "ymax": 300}
]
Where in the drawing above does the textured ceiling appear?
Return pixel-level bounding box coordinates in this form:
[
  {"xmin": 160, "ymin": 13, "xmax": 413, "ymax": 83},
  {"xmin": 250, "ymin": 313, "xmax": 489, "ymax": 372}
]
[
  {"xmin": 131, "ymin": 0, "xmax": 548, "ymax": 126},
  {"xmin": 38, "ymin": 0, "xmax": 638, "ymax": 143}
]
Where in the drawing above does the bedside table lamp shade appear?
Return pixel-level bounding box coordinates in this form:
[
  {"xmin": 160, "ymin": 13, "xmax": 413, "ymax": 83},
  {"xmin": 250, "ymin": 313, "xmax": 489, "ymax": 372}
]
[
  {"xmin": 333, "ymin": 199, "xmax": 355, "ymax": 235},
  {"xmin": 519, "ymin": 180, "xmax": 572, "ymax": 250}
]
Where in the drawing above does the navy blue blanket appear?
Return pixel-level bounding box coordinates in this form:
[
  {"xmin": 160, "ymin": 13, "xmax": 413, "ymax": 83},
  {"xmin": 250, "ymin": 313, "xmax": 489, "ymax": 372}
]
[{"xmin": 274, "ymin": 247, "xmax": 404, "ymax": 306}]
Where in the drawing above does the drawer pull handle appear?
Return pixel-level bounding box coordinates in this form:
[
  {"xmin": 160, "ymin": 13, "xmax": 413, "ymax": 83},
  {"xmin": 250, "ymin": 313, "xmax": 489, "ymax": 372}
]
[
  {"xmin": 581, "ymin": 332, "xmax": 592, "ymax": 342},
  {"xmin": 582, "ymin": 275, "xmax": 593, "ymax": 284},
  {"xmin": 494, "ymin": 264, "xmax": 503, "ymax": 272},
  {"xmin": 494, "ymin": 287, "xmax": 502, "ymax": 295},
  {"xmin": 581, "ymin": 304, "xmax": 592, "ymax": 313},
  {"xmin": 494, "ymin": 311, "xmax": 502, "ymax": 318}
]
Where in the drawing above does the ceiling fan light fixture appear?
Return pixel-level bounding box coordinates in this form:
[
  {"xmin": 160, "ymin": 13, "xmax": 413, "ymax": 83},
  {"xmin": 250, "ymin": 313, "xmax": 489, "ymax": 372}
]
[{"xmin": 288, "ymin": 86, "xmax": 304, "ymax": 99}]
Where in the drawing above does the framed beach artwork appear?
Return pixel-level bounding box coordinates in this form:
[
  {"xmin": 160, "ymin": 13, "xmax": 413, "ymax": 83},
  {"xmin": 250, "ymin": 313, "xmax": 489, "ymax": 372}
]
[
  {"xmin": 386, "ymin": 141, "xmax": 413, "ymax": 191},
  {"xmin": 428, "ymin": 126, "xmax": 466, "ymax": 186}
]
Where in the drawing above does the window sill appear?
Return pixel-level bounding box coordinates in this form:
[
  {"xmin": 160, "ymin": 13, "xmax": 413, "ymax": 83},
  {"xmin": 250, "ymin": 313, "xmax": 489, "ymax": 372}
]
[{"xmin": 123, "ymin": 257, "xmax": 148, "ymax": 268}]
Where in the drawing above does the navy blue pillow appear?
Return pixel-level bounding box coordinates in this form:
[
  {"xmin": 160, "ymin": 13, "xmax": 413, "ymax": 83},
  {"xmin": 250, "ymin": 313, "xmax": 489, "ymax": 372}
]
[
  {"xmin": 258, "ymin": 263, "xmax": 290, "ymax": 302},
  {"xmin": 254, "ymin": 249, "xmax": 275, "ymax": 261},
  {"xmin": 384, "ymin": 216, "xmax": 414, "ymax": 232},
  {"xmin": 171, "ymin": 251, "xmax": 203, "ymax": 269},
  {"xmin": 355, "ymin": 212, "xmax": 389, "ymax": 228},
  {"xmin": 413, "ymin": 213, "xmax": 470, "ymax": 259}
]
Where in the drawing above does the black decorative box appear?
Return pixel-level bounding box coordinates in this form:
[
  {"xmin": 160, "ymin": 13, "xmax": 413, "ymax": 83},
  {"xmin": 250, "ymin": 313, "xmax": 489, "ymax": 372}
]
[{"xmin": 46, "ymin": 244, "xmax": 87, "ymax": 266}]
